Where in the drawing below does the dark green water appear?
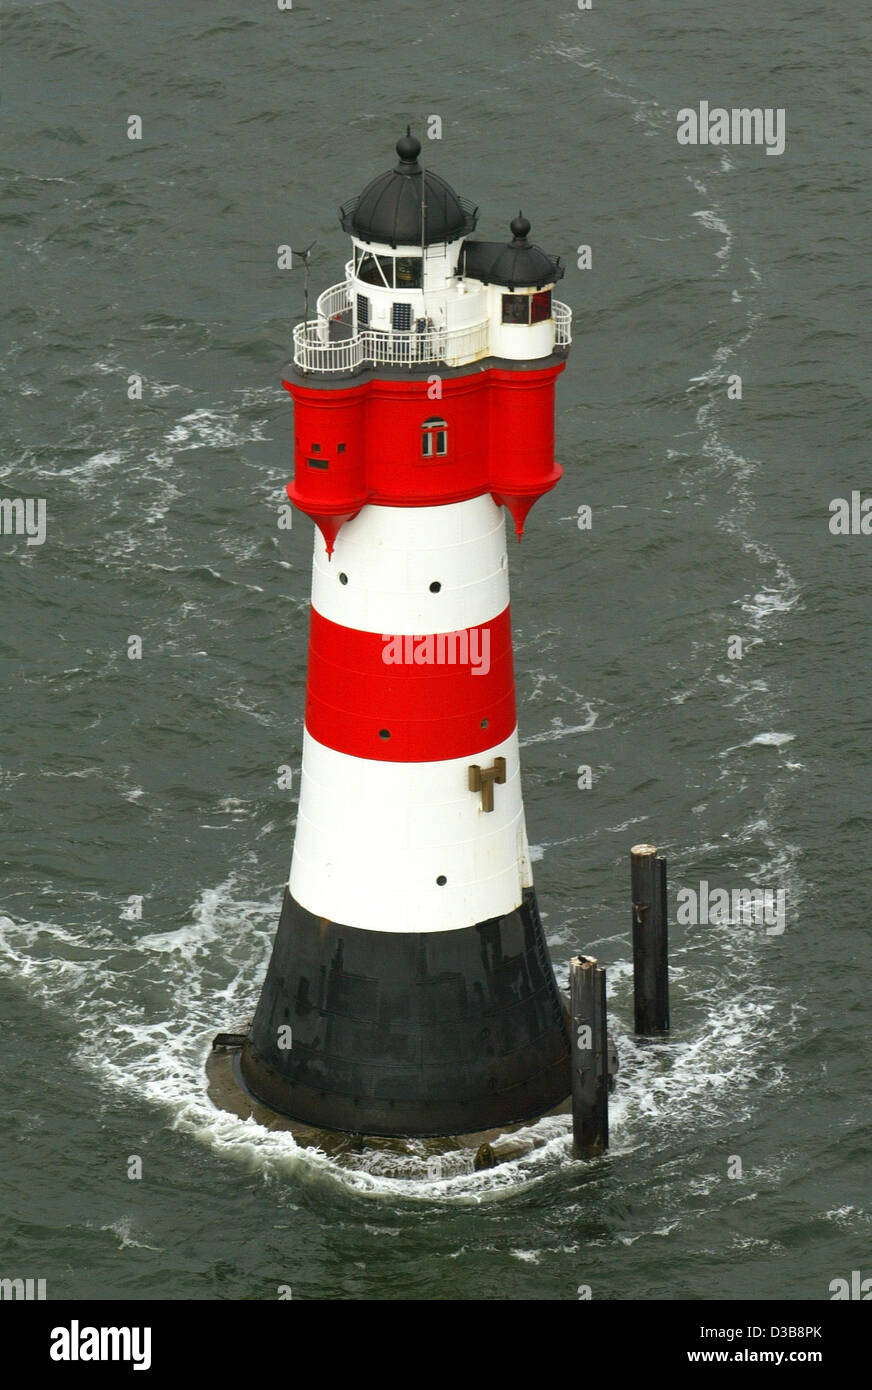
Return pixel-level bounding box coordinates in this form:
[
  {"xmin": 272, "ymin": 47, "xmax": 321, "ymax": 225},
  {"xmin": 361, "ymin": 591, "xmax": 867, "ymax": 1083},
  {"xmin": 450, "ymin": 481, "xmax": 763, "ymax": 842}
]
[{"xmin": 1, "ymin": 0, "xmax": 869, "ymax": 1299}]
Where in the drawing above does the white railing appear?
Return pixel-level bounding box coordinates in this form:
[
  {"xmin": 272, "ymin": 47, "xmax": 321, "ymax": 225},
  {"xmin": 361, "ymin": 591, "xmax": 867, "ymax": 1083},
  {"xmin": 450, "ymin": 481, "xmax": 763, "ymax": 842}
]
[
  {"xmin": 315, "ymin": 279, "xmax": 351, "ymax": 322},
  {"xmin": 293, "ymin": 296, "xmax": 572, "ymax": 374},
  {"xmin": 293, "ymin": 318, "xmax": 490, "ymax": 374},
  {"xmin": 314, "ymin": 262, "xmax": 355, "ymax": 342},
  {"xmin": 553, "ymin": 300, "xmax": 572, "ymax": 348}
]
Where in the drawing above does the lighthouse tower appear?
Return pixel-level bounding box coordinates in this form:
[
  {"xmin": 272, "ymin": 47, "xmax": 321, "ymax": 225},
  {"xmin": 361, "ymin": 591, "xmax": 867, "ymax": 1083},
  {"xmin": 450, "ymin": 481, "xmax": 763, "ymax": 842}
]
[{"xmin": 240, "ymin": 134, "xmax": 574, "ymax": 1137}]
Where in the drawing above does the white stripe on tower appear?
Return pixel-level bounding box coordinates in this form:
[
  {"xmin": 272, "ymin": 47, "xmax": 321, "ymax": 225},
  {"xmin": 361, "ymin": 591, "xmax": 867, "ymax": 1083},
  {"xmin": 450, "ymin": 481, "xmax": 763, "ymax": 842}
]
[{"xmin": 289, "ymin": 494, "xmax": 535, "ymax": 933}]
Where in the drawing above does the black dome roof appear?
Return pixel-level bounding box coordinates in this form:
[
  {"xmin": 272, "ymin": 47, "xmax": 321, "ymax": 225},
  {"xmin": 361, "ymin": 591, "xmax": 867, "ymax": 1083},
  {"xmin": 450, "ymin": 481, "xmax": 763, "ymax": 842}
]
[
  {"xmin": 339, "ymin": 134, "xmax": 478, "ymax": 248},
  {"xmin": 459, "ymin": 213, "xmax": 564, "ymax": 290}
]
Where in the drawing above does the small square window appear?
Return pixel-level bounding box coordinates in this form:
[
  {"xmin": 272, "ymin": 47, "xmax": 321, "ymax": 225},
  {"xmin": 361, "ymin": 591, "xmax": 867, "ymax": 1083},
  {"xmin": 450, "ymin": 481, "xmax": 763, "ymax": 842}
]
[
  {"xmin": 502, "ymin": 294, "xmax": 529, "ymax": 325},
  {"xmin": 310, "ymin": 443, "xmax": 321, "ymax": 452},
  {"xmin": 421, "ymin": 417, "xmax": 448, "ymax": 461},
  {"xmin": 337, "ymin": 443, "xmax": 346, "ymax": 454}
]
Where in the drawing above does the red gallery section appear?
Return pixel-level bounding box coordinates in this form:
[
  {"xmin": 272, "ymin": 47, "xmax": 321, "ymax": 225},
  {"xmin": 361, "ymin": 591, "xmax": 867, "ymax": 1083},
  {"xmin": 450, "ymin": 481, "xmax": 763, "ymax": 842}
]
[
  {"xmin": 305, "ymin": 606, "xmax": 517, "ymax": 762},
  {"xmin": 283, "ymin": 362, "xmax": 566, "ymax": 547}
]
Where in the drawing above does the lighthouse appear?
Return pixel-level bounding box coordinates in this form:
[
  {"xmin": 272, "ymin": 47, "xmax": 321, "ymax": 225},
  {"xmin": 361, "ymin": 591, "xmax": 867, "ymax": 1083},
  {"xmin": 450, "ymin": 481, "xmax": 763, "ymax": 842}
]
[{"xmin": 239, "ymin": 133, "xmax": 574, "ymax": 1138}]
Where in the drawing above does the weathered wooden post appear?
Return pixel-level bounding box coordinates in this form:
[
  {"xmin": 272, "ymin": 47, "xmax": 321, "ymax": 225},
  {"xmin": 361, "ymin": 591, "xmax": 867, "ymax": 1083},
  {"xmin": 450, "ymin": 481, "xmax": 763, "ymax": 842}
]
[
  {"xmin": 631, "ymin": 843, "xmax": 669, "ymax": 1035},
  {"xmin": 569, "ymin": 955, "xmax": 609, "ymax": 1158}
]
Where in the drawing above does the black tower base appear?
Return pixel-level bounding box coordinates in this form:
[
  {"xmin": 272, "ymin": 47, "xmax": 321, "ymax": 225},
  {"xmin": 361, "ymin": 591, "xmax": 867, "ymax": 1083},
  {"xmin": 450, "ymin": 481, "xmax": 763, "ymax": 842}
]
[{"xmin": 239, "ymin": 887, "xmax": 571, "ymax": 1138}]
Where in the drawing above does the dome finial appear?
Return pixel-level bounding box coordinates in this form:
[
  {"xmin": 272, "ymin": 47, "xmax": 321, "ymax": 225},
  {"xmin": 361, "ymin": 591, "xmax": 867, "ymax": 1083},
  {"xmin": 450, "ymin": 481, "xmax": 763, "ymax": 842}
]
[
  {"xmin": 510, "ymin": 211, "xmax": 531, "ymax": 244},
  {"xmin": 395, "ymin": 130, "xmax": 422, "ymax": 171}
]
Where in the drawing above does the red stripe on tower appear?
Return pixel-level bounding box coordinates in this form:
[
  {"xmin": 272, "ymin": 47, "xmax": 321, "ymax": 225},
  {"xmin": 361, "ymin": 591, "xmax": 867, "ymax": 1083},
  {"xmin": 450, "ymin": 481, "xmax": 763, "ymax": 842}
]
[
  {"xmin": 240, "ymin": 133, "xmax": 575, "ymax": 1137},
  {"xmin": 305, "ymin": 607, "xmax": 515, "ymax": 762}
]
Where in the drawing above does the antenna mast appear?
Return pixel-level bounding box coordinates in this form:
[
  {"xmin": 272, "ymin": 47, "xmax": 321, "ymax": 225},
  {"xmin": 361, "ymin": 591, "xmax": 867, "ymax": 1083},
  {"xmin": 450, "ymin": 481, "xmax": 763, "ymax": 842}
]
[{"xmin": 290, "ymin": 240, "xmax": 316, "ymax": 374}]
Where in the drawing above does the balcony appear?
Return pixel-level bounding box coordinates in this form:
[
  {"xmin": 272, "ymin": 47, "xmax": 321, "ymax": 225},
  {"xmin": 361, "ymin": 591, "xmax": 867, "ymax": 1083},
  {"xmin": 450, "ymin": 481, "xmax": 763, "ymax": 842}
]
[
  {"xmin": 315, "ymin": 271, "xmax": 353, "ymax": 322},
  {"xmin": 553, "ymin": 300, "xmax": 572, "ymax": 348},
  {"xmin": 293, "ymin": 274, "xmax": 572, "ymax": 375},
  {"xmin": 294, "ymin": 316, "xmax": 493, "ymax": 374}
]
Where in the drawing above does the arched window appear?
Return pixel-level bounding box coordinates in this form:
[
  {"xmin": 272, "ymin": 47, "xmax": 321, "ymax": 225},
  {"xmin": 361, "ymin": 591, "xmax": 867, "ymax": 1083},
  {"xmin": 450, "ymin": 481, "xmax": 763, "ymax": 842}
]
[{"xmin": 421, "ymin": 418, "xmax": 448, "ymax": 458}]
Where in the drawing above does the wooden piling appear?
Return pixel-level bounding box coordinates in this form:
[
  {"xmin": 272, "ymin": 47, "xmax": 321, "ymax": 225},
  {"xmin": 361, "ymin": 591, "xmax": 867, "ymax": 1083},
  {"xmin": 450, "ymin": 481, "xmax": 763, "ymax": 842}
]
[
  {"xmin": 569, "ymin": 955, "xmax": 609, "ymax": 1158},
  {"xmin": 630, "ymin": 843, "xmax": 669, "ymax": 1035}
]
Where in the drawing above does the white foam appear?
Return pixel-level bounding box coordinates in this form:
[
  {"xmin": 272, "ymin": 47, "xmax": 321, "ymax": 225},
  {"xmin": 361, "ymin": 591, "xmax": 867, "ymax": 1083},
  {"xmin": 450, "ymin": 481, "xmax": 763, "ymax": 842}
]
[
  {"xmin": 519, "ymin": 708, "xmax": 598, "ymax": 746},
  {"xmin": 0, "ymin": 847, "xmax": 798, "ymax": 1205},
  {"xmin": 98, "ymin": 1217, "xmax": 163, "ymax": 1252},
  {"xmin": 749, "ymin": 731, "xmax": 795, "ymax": 748},
  {"xmin": 691, "ymin": 208, "xmax": 734, "ymax": 266},
  {"xmin": 825, "ymin": 1206, "xmax": 871, "ymax": 1229},
  {"xmin": 164, "ymin": 408, "xmax": 267, "ymax": 452},
  {"xmin": 151, "ymin": 382, "xmax": 191, "ymax": 398}
]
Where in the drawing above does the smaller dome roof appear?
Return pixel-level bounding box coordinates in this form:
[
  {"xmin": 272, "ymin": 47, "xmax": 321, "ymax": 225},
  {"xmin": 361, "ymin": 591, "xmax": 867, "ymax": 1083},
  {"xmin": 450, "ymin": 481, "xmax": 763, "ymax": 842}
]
[
  {"xmin": 459, "ymin": 214, "xmax": 564, "ymax": 290},
  {"xmin": 339, "ymin": 133, "xmax": 478, "ymax": 248}
]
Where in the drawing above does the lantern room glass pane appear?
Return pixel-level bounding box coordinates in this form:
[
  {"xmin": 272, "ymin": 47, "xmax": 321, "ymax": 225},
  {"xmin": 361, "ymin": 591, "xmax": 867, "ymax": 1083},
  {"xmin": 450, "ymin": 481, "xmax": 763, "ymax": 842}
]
[
  {"xmin": 501, "ymin": 293, "xmax": 529, "ymax": 324},
  {"xmin": 357, "ymin": 253, "xmax": 394, "ymax": 287},
  {"xmin": 395, "ymin": 256, "xmax": 423, "ymax": 288},
  {"xmin": 530, "ymin": 290, "xmax": 552, "ymax": 323}
]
